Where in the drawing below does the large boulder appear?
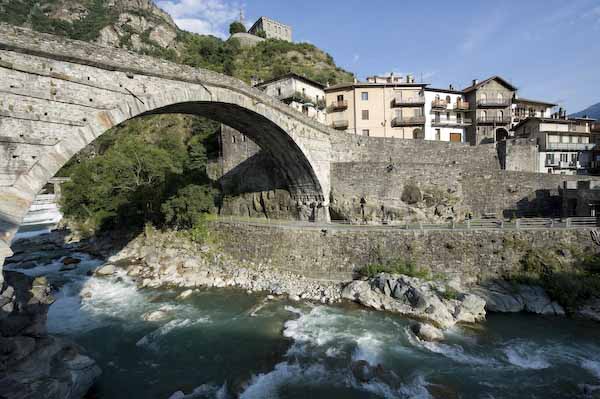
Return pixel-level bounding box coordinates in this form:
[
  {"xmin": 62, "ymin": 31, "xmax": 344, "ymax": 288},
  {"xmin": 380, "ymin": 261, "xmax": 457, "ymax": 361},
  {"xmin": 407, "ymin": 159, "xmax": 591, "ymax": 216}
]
[
  {"xmin": 474, "ymin": 281, "xmax": 565, "ymax": 316},
  {"xmin": 411, "ymin": 322, "xmax": 444, "ymax": 341},
  {"xmin": 0, "ymin": 337, "xmax": 101, "ymax": 399},
  {"xmin": 342, "ymin": 274, "xmax": 486, "ymax": 329}
]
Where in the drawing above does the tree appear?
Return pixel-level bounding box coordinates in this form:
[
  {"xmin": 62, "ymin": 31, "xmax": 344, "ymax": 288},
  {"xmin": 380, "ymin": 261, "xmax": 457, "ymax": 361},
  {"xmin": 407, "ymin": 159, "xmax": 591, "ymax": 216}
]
[
  {"xmin": 229, "ymin": 21, "xmax": 246, "ymax": 35},
  {"xmin": 162, "ymin": 185, "xmax": 217, "ymax": 229}
]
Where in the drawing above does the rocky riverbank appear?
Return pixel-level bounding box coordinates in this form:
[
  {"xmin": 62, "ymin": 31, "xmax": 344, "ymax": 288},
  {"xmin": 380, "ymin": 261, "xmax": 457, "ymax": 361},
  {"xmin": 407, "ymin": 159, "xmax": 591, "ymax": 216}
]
[{"xmin": 0, "ymin": 270, "xmax": 101, "ymax": 399}]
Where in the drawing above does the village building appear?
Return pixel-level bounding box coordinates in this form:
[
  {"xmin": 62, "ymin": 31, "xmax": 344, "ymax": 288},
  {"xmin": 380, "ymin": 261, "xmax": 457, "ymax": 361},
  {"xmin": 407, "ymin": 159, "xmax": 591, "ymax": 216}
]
[
  {"xmin": 423, "ymin": 86, "xmax": 470, "ymax": 143},
  {"xmin": 462, "ymin": 76, "xmax": 516, "ymax": 145},
  {"xmin": 254, "ymin": 73, "xmax": 326, "ymax": 123},
  {"xmin": 513, "ymin": 115, "xmax": 595, "ymax": 175},
  {"xmin": 324, "ymin": 74, "xmax": 427, "ymax": 138}
]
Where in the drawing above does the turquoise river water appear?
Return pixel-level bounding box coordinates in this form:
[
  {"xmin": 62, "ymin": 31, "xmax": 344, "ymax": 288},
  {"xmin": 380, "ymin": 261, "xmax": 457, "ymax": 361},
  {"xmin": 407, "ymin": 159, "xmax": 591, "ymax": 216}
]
[{"xmin": 9, "ymin": 252, "xmax": 600, "ymax": 399}]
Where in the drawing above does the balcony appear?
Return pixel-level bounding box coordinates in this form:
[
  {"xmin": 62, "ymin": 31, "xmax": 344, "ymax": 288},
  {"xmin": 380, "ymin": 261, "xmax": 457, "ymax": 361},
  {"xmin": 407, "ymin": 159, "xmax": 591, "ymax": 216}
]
[
  {"xmin": 431, "ymin": 99, "xmax": 448, "ymax": 110},
  {"xmin": 329, "ymin": 100, "xmax": 348, "ymax": 111},
  {"xmin": 546, "ymin": 143, "xmax": 596, "ymax": 151},
  {"xmin": 477, "ymin": 98, "xmax": 510, "ymax": 107},
  {"xmin": 331, "ymin": 119, "xmax": 349, "ymax": 130},
  {"xmin": 454, "ymin": 101, "xmax": 470, "ymax": 111},
  {"xmin": 391, "ymin": 116, "xmax": 426, "ymax": 127},
  {"xmin": 432, "ymin": 118, "xmax": 472, "ymax": 127},
  {"xmin": 477, "ymin": 116, "xmax": 511, "ymax": 124},
  {"xmin": 393, "ymin": 96, "xmax": 425, "ymax": 107},
  {"xmin": 592, "ymin": 123, "xmax": 600, "ymax": 133}
]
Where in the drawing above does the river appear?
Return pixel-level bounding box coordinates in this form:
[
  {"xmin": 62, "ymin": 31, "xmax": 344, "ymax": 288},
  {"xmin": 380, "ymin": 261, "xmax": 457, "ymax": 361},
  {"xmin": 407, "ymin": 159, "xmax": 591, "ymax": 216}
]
[{"xmin": 8, "ymin": 252, "xmax": 600, "ymax": 399}]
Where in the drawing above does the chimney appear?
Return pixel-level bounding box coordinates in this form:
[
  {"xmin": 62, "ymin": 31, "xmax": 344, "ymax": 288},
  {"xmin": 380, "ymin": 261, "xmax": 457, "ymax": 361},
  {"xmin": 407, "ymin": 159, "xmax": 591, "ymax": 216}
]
[
  {"xmin": 449, "ymin": 84, "xmax": 454, "ymax": 91},
  {"xmin": 472, "ymin": 79, "xmax": 478, "ymax": 86}
]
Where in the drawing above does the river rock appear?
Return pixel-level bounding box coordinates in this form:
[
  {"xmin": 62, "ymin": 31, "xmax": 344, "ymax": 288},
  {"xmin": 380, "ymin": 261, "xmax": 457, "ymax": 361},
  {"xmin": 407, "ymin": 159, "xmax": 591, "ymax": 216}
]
[
  {"xmin": 142, "ymin": 310, "xmax": 169, "ymax": 322},
  {"xmin": 0, "ymin": 337, "xmax": 101, "ymax": 399},
  {"xmin": 577, "ymin": 297, "xmax": 600, "ymax": 322},
  {"xmin": 94, "ymin": 264, "xmax": 116, "ymax": 276},
  {"xmin": 178, "ymin": 289, "xmax": 194, "ymax": 300},
  {"xmin": 62, "ymin": 257, "xmax": 81, "ymax": 266},
  {"xmin": 342, "ymin": 274, "xmax": 486, "ymax": 329},
  {"xmin": 411, "ymin": 322, "xmax": 444, "ymax": 341},
  {"xmin": 474, "ymin": 281, "xmax": 565, "ymax": 316}
]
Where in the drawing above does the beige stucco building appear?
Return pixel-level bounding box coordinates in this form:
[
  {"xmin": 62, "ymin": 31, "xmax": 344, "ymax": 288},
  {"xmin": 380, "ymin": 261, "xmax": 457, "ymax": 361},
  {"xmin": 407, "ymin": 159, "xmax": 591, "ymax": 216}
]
[{"xmin": 325, "ymin": 74, "xmax": 427, "ymax": 138}]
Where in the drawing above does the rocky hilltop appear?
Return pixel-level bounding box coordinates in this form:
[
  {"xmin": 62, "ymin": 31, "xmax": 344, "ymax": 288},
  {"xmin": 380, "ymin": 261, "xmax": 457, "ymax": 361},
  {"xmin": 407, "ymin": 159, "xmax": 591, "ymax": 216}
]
[{"xmin": 0, "ymin": 0, "xmax": 179, "ymax": 52}]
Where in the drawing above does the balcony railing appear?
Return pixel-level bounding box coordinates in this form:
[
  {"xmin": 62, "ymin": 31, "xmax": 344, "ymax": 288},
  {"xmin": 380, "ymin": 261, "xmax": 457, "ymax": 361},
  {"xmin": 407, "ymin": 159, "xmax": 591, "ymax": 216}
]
[
  {"xmin": 329, "ymin": 100, "xmax": 348, "ymax": 111},
  {"xmin": 476, "ymin": 116, "xmax": 512, "ymax": 124},
  {"xmin": 331, "ymin": 120, "xmax": 349, "ymax": 130},
  {"xmin": 431, "ymin": 99, "xmax": 448, "ymax": 109},
  {"xmin": 477, "ymin": 99, "xmax": 510, "ymax": 107},
  {"xmin": 391, "ymin": 116, "xmax": 426, "ymax": 127},
  {"xmin": 393, "ymin": 96, "xmax": 425, "ymax": 107},
  {"xmin": 432, "ymin": 118, "xmax": 472, "ymax": 127},
  {"xmin": 454, "ymin": 102, "xmax": 470, "ymax": 110},
  {"xmin": 546, "ymin": 143, "xmax": 596, "ymax": 151}
]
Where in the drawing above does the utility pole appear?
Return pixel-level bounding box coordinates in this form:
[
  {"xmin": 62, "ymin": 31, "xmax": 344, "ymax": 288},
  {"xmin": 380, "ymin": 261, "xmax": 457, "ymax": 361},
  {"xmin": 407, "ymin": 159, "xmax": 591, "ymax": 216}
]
[{"xmin": 239, "ymin": 8, "xmax": 244, "ymax": 24}]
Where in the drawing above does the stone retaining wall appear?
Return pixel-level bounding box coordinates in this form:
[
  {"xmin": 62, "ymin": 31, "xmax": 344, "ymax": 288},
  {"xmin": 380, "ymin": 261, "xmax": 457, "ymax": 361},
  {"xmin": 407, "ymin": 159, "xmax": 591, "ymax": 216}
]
[{"xmin": 211, "ymin": 222, "xmax": 598, "ymax": 282}]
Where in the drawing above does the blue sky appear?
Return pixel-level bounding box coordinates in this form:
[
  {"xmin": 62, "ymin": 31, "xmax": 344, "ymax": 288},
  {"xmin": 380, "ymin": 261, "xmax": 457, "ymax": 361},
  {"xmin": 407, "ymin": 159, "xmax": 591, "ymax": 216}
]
[{"xmin": 157, "ymin": 0, "xmax": 600, "ymax": 112}]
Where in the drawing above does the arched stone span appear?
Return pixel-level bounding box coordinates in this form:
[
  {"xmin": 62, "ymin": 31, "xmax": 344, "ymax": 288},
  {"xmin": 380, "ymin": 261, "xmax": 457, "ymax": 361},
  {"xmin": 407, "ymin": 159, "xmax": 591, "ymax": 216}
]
[{"xmin": 0, "ymin": 24, "xmax": 334, "ymax": 264}]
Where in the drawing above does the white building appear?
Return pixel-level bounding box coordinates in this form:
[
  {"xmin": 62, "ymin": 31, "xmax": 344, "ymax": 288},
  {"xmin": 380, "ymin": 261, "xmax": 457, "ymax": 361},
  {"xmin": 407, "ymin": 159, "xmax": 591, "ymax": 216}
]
[
  {"xmin": 254, "ymin": 73, "xmax": 326, "ymax": 123},
  {"xmin": 423, "ymin": 87, "xmax": 471, "ymax": 143}
]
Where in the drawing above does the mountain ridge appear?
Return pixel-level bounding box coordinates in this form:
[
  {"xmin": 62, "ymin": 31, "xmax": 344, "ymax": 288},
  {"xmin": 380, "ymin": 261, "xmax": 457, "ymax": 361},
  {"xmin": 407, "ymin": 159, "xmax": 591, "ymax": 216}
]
[{"xmin": 570, "ymin": 102, "xmax": 600, "ymax": 120}]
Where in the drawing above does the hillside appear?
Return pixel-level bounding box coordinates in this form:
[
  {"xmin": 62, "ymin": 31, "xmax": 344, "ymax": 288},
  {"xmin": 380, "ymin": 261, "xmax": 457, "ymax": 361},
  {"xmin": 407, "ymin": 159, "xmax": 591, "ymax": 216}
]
[
  {"xmin": 571, "ymin": 102, "xmax": 600, "ymax": 120},
  {"xmin": 0, "ymin": 0, "xmax": 354, "ymax": 85}
]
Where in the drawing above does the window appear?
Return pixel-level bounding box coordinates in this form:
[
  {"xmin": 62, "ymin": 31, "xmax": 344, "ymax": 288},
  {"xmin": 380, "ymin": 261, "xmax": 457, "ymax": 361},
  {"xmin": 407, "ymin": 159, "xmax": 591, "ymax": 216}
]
[
  {"xmin": 337, "ymin": 94, "xmax": 344, "ymax": 102},
  {"xmin": 302, "ymin": 88, "xmax": 306, "ymax": 95},
  {"xmin": 446, "ymin": 95, "xmax": 451, "ymax": 104},
  {"xmin": 435, "ymin": 112, "xmax": 440, "ymax": 122},
  {"xmin": 571, "ymin": 153, "xmax": 578, "ymax": 163},
  {"xmin": 277, "ymin": 87, "xmax": 282, "ymax": 96},
  {"xmin": 242, "ymin": 135, "xmax": 246, "ymax": 142},
  {"xmin": 362, "ymin": 110, "xmax": 369, "ymax": 120},
  {"xmin": 232, "ymin": 135, "xmax": 236, "ymax": 144},
  {"xmin": 446, "ymin": 112, "xmax": 451, "ymax": 121},
  {"xmin": 546, "ymin": 153, "xmax": 555, "ymax": 164},
  {"xmin": 497, "ymin": 93, "xmax": 503, "ymax": 101},
  {"xmin": 362, "ymin": 129, "xmax": 370, "ymax": 136},
  {"xmin": 361, "ymin": 92, "xmax": 369, "ymax": 101},
  {"xmin": 481, "ymin": 93, "xmax": 487, "ymax": 102},
  {"xmin": 482, "ymin": 110, "xmax": 488, "ymax": 120},
  {"xmin": 560, "ymin": 154, "xmax": 568, "ymax": 162},
  {"xmin": 435, "ymin": 129, "xmax": 441, "ymax": 141}
]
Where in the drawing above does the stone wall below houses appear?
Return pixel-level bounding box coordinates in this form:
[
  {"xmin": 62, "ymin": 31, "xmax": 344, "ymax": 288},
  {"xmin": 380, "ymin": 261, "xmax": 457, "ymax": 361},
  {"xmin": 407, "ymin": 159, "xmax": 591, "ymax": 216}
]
[{"xmin": 210, "ymin": 222, "xmax": 599, "ymax": 283}]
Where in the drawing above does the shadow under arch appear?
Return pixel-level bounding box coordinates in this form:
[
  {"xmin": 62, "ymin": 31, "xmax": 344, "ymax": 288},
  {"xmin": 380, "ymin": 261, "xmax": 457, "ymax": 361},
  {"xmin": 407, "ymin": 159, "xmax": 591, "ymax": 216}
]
[{"xmin": 143, "ymin": 101, "xmax": 324, "ymax": 201}]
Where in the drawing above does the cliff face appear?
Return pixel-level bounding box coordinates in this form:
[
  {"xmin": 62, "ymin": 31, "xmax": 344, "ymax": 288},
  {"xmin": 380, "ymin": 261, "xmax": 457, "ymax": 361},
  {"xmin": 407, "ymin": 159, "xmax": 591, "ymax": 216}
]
[{"xmin": 0, "ymin": 0, "xmax": 179, "ymax": 52}]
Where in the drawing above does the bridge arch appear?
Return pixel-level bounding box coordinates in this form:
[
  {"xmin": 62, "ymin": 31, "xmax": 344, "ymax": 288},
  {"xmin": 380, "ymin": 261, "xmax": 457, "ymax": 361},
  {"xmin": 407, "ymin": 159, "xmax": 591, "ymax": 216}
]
[{"xmin": 0, "ymin": 24, "xmax": 333, "ymax": 257}]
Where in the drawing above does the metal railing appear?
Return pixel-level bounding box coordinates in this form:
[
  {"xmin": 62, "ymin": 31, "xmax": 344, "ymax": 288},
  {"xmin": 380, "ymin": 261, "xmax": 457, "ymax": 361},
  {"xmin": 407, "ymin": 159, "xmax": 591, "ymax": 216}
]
[
  {"xmin": 211, "ymin": 215, "xmax": 600, "ymax": 231},
  {"xmin": 391, "ymin": 115, "xmax": 426, "ymax": 126},
  {"xmin": 331, "ymin": 120, "xmax": 349, "ymax": 129},
  {"xmin": 477, "ymin": 98, "xmax": 510, "ymax": 107},
  {"xmin": 546, "ymin": 143, "xmax": 595, "ymax": 151},
  {"xmin": 477, "ymin": 116, "xmax": 511, "ymax": 124},
  {"xmin": 432, "ymin": 118, "xmax": 472, "ymax": 126},
  {"xmin": 394, "ymin": 96, "xmax": 425, "ymax": 107},
  {"xmin": 329, "ymin": 100, "xmax": 348, "ymax": 111},
  {"xmin": 431, "ymin": 99, "xmax": 448, "ymax": 109}
]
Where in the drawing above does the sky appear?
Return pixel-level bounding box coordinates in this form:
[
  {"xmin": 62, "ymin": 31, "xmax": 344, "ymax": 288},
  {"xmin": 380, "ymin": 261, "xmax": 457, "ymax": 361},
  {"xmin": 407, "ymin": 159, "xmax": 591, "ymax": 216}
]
[{"xmin": 156, "ymin": 0, "xmax": 600, "ymax": 112}]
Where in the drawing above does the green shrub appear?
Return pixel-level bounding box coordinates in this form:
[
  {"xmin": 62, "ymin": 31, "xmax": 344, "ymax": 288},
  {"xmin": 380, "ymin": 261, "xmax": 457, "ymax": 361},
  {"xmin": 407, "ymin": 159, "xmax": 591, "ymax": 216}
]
[
  {"xmin": 161, "ymin": 185, "xmax": 217, "ymax": 229},
  {"xmin": 358, "ymin": 258, "xmax": 428, "ymax": 279},
  {"xmin": 229, "ymin": 21, "xmax": 246, "ymax": 35}
]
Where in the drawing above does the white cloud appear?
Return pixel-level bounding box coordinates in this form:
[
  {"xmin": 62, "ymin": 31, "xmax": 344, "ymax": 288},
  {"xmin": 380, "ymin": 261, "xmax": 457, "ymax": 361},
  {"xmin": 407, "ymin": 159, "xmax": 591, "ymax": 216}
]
[{"xmin": 156, "ymin": 0, "xmax": 241, "ymax": 38}]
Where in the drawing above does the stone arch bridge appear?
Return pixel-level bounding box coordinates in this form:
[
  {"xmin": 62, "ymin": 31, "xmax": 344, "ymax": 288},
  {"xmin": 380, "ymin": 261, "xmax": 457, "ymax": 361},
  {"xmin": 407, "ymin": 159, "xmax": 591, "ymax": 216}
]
[{"xmin": 0, "ymin": 24, "xmax": 336, "ymax": 265}]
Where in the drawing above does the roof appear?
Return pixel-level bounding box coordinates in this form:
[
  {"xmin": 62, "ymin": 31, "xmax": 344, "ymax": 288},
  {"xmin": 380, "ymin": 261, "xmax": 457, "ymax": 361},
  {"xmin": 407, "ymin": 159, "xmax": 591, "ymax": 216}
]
[
  {"xmin": 514, "ymin": 97, "xmax": 557, "ymax": 107},
  {"xmin": 425, "ymin": 87, "xmax": 464, "ymax": 95},
  {"xmin": 324, "ymin": 81, "xmax": 428, "ymax": 92},
  {"xmin": 513, "ymin": 116, "xmax": 577, "ymax": 131},
  {"xmin": 254, "ymin": 73, "xmax": 325, "ymax": 90},
  {"xmin": 462, "ymin": 76, "xmax": 517, "ymax": 93}
]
